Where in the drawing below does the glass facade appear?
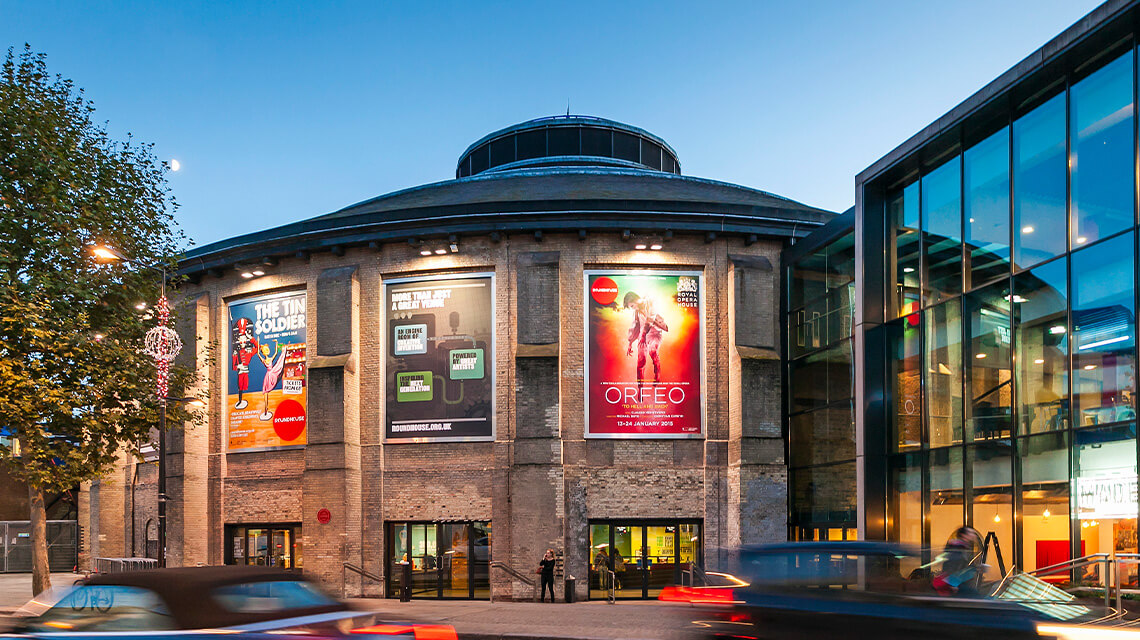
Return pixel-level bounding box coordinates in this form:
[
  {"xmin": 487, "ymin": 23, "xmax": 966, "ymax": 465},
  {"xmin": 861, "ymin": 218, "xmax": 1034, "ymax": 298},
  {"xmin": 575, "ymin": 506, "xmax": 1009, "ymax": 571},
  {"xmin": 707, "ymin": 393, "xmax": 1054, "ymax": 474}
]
[
  {"xmin": 587, "ymin": 520, "xmax": 702, "ymax": 600},
  {"xmin": 225, "ymin": 523, "xmax": 302, "ymax": 569},
  {"xmin": 853, "ymin": 38, "xmax": 1140, "ymax": 586},
  {"xmin": 786, "ymin": 231, "xmax": 857, "ymax": 540}
]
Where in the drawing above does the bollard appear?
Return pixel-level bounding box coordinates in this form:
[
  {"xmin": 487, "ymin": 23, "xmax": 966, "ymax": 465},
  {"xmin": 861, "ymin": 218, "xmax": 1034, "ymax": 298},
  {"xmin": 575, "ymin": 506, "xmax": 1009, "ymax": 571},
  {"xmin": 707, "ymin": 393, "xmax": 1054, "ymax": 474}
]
[
  {"xmin": 400, "ymin": 562, "xmax": 412, "ymax": 602},
  {"xmin": 564, "ymin": 576, "xmax": 576, "ymax": 603}
]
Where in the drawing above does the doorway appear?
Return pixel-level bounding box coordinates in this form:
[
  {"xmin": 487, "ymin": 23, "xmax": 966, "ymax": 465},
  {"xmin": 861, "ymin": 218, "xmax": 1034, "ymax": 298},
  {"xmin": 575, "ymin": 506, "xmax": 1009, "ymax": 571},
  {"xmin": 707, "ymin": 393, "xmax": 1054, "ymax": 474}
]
[
  {"xmin": 387, "ymin": 521, "xmax": 491, "ymax": 599},
  {"xmin": 588, "ymin": 520, "xmax": 701, "ymax": 600},
  {"xmin": 225, "ymin": 524, "xmax": 302, "ymax": 569}
]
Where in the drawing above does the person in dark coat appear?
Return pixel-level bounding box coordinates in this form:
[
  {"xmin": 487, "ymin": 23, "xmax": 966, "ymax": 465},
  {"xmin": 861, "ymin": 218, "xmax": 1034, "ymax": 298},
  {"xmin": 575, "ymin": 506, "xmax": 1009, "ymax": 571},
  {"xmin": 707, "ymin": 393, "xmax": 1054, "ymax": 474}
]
[{"xmin": 538, "ymin": 548, "xmax": 557, "ymax": 602}]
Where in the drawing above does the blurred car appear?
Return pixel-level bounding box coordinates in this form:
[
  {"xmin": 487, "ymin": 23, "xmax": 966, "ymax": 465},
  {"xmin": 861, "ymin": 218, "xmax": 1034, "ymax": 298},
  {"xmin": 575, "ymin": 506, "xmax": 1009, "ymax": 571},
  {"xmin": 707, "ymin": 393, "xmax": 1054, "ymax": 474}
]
[
  {"xmin": 4, "ymin": 566, "xmax": 455, "ymax": 640},
  {"xmin": 698, "ymin": 541, "xmax": 1099, "ymax": 640}
]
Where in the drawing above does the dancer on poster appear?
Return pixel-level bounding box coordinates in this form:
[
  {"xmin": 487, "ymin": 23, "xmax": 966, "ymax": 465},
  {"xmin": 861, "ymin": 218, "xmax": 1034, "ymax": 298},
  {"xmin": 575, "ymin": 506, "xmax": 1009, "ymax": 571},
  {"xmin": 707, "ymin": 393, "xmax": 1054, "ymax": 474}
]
[
  {"xmin": 623, "ymin": 291, "xmax": 669, "ymax": 388},
  {"xmin": 258, "ymin": 341, "xmax": 286, "ymax": 421},
  {"xmin": 231, "ymin": 317, "xmax": 258, "ymax": 410}
]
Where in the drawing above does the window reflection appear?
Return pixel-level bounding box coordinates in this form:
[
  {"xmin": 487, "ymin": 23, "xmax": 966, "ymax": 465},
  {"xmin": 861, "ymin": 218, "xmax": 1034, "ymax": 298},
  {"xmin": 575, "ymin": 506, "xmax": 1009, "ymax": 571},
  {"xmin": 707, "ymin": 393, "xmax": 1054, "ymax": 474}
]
[
  {"xmin": 1070, "ymin": 52, "xmax": 1134, "ymax": 248},
  {"xmin": 888, "ymin": 453, "xmax": 922, "ymax": 551},
  {"xmin": 964, "ymin": 128, "xmax": 1011, "ymax": 289},
  {"xmin": 889, "ymin": 182, "xmax": 922, "ymax": 317},
  {"xmin": 925, "ymin": 300, "xmax": 963, "ymax": 446},
  {"xmin": 922, "ymin": 158, "xmax": 963, "ymax": 305},
  {"xmin": 1075, "ymin": 424, "xmax": 1138, "ymax": 586},
  {"xmin": 1013, "ymin": 93, "xmax": 1067, "ymax": 269},
  {"xmin": 968, "ymin": 442, "xmax": 1012, "ymax": 582},
  {"xmin": 1072, "ymin": 233, "xmax": 1136, "ymax": 427},
  {"xmin": 890, "ymin": 315, "xmax": 922, "ymax": 451},
  {"xmin": 1014, "ymin": 258, "xmax": 1069, "ymax": 435},
  {"xmin": 1020, "ymin": 432, "xmax": 1071, "ymax": 579},
  {"xmin": 928, "ymin": 447, "xmax": 964, "ymax": 549},
  {"xmin": 965, "ymin": 281, "xmax": 1012, "ymax": 441}
]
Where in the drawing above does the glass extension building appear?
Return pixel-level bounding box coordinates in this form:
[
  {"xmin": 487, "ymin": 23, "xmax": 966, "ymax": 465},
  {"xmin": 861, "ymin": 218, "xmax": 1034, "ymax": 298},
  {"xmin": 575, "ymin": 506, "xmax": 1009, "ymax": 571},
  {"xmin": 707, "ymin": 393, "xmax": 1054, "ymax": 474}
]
[{"xmin": 788, "ymin": 0, "xmax": 1140, "ymax": 583}]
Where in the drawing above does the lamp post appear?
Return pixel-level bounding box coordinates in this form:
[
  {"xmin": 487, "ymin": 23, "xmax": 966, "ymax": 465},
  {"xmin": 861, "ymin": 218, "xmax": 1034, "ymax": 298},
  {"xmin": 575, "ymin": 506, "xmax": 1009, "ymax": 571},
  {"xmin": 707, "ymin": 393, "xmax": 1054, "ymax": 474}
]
[{"xmin": 91, "ymin": 244, "xmax": 191, "ymax": 568}]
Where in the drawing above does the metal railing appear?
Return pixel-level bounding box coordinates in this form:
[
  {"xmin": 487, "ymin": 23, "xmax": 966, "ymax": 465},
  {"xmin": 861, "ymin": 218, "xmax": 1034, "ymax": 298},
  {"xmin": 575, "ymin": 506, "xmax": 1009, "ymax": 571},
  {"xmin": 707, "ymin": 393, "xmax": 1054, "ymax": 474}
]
[
  {"xmin": 489, "ymin": 560, "xmax": 537, "ymax": 602},
  {"xmin": 1028, "ymin": 552, "xmax": 1113, "ymax": 611},
  {"xmin": 605, "ymin": 569, "xmax": 616, "ymax": 603},
  {"xmin": 342, "ymin": 562, "xmax": 384, "ymax": 598}
]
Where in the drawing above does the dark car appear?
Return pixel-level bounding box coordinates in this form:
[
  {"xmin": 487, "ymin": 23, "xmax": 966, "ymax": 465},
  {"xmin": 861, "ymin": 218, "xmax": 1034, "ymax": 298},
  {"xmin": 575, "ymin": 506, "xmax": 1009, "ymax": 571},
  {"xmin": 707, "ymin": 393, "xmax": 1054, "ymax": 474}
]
[
  {"xmin": 6, "ymin": 566, "xmax": 455, "ymax": 640},
  {"xmin": 705, "ymin": 541, "xmax": 1097, "ymax": 640}
]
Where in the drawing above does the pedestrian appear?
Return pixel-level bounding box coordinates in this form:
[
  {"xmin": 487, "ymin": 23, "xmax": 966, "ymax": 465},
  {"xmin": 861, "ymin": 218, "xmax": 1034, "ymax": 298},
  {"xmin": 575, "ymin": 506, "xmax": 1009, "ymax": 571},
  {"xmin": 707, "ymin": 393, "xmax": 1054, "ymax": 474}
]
[
  {"xmin": 537, "ymin": 548, "xmax": 557, "ymax": 602},
  {"xmin": 594, "ymin": 547, "xmax": 611, "ymax": 591}
]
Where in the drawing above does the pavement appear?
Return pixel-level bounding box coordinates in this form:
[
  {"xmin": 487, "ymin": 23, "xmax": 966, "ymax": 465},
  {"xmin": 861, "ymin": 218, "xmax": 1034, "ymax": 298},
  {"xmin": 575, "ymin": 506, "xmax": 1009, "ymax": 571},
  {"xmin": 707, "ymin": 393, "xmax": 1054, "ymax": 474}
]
[
  {"xmin": 0, "ymin": 573, "xmax": 77, "ymax": 614},
  {"xmin": 0, "ymin": 573, "xmax": 710, "ymax": 640},
  {"xmin": 347, "ymin": 598, "xmax": 709, "ymax": 640}
]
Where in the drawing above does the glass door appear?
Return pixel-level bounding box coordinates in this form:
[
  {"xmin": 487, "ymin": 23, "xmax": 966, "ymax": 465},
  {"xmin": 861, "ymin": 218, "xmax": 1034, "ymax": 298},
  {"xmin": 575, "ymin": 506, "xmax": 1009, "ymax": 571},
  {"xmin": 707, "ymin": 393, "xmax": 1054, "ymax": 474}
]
[
  {"xmin": 589, "ymin": 524, "xmax": 611, "ymax": 599},
  {"xmin": 644, "ymin": 525, "xmax": 676, "ymax": 598},
  {"xmin": 471, "ymin": 522, "xmax": 491, "ymax": 599},
  {"xmin": 440, "ymin": 523, "xmax": 469, "ymax": 598},
  {"xmin": 612, "ymin": 525, "xmax": 641, "ymax": 598}
]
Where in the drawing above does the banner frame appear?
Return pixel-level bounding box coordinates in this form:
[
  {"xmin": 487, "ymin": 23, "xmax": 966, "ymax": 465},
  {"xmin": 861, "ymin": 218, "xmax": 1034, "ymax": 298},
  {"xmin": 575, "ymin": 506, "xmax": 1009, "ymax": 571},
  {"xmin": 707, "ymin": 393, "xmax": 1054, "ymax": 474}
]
[
  {"xmin": 382, "ymin": 271, "xmax": 497, "ymax": 444},
  {"xmin": 583, "ymin": 269, "xmax": 706, "ymax": 440},
  {"xmin": 224, "ymin": 287, "xmax": 310, "ymax": 454}
]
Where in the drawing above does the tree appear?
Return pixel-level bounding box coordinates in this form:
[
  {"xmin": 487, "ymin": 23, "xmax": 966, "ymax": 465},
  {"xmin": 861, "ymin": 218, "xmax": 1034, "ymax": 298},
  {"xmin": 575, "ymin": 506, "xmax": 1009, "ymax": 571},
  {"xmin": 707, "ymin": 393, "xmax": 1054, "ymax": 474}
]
[{"xmin": 0, "ymin": 45, "xmax": 195, "ymax": 595}]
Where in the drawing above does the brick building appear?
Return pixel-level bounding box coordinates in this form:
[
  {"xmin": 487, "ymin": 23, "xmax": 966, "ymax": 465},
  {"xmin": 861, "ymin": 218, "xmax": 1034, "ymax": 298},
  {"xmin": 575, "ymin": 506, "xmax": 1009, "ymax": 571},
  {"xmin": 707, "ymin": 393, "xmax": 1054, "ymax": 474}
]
[{"xmin": 82, "ymin": 115, "xmax": 833, "ymax": 600}]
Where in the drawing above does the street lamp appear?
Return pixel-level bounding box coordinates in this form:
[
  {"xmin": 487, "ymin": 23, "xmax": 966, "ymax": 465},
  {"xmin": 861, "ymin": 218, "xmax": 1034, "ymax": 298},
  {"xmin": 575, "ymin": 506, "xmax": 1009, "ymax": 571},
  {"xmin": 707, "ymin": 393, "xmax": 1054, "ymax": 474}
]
[{"xmin": 90, "ymin": 244, "xmax": 186, "ymax": 568}]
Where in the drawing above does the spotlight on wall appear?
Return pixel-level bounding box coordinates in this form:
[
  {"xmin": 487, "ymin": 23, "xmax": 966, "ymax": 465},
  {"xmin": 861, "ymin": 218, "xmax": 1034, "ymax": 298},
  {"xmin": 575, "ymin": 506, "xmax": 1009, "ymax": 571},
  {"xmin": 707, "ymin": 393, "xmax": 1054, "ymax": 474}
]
[
  {"xmin": 434, "ymin": 248, "xmax": 447, "ymax": 255},
  {"xmin": 236, "ymin": 263, "xmax": 268, "ymax": 279},
  {"xmin": 420, "ymin": 249, "xmax": 433, "ymax": 256},
  {"xmin": 448, "ymin": 234, "xmax": 460, "ymax": 253}
]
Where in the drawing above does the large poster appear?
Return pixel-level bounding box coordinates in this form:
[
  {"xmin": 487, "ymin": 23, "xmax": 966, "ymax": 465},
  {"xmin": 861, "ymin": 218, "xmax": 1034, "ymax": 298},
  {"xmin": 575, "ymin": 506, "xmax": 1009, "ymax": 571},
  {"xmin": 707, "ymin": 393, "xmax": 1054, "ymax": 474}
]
[
  {"xmin": 227, "ymin": 291, "xmax": 307, "ymax": 451},
  {"xmin": 585, "ymin": 271, "xmax": 703, "ymax": 438},
  {"xmin": 385, "ymin": 274, "xmax": 494, "ymax": 441}
]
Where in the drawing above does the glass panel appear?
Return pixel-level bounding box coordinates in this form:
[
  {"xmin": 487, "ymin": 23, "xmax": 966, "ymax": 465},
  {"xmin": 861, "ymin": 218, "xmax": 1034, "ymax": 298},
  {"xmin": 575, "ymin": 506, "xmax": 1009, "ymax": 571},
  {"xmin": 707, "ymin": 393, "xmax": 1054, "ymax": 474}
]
[
  {"xmin": 644, "ymin": 525, "xmax": 676, "ymax": 598},
  {"xmin": 965, "ymin": 128, "xmax": 1011, "ymax": 290},
  {"xmin": 1015, "ymin": 258, "xmax": 1070, "ymax": 435},
  {"xmin": 1071, "ymin": 52, "xmax": 1134, "ymax": 248},
  {"xmin": 967, "ymin": 442, "xmax": 1013, "ymax": 583},
  {"xmin": 925, "ymin": 300, "xmax": 963, "ymax": 447},
  {"xmin": 33, "ymin": 586, "xmax": 175, "ymax": 632},
  {"xmin": 888, "ymin": 453, "xmax": 922, "ymax": 576},
  {"xmin": 791, "ymin": 462, "xmax": 857, "ymax": 527},
  {"xmin": 965, "ymin": 281, "xmax": 1012, "ymax": 441},
  {"xmin": 890, "ymin": 316, "xmax": 923, "ymax": 451},
  {"xmin": 678, "ymin": 524, "xmax": 700, "ymax": 583},
  {"xmin": 789, "ymin": 342, "xmax": 852, "ymax": 413},
  {"xmin": 825, "ymin": 233, "xmax": 856, "ymax": 345},
  {"xmin": 269, "ymin": 529, "xmax": 289, "ymax": 568},
  {"xmin": 389, "ymin": 523, "xmax": 408, "ymax": 598},
  {"xmin": 888, "ymin": 181, "xmax": 922, "ymax": 317},
  {"xmin": 410, "ymin": 524, "xmax": 439, "ymax": 598},
  {"xmin": 589, "ymin": 524, "xmax": 612, "ymax": 600},
  {"xmin": 472, "ymin": 522, "xmax": 490, "ymax": 599},
  {"xmin": 789, "ymin": 403, "xmax": 854, "ymax": 467},
  {"xmin": 1014, "ymin": 93, "xmax": 1067, "ymax": 269},
  {"xmin": 247, "ymin": 529, "xmax": 268, "ymax": 566},
  {"xmin": 1076, "ymin": 424, "xmax": 1138, "ymax": 586},
  {"xmin": 923, "ymin": 157, "xmax": 963, "ymax": 305},
  {"xmin": 440, "ymin": 523, "xmax": 469, "ymax": 598},
  {"xmin": 231, "ymin": 527, "xmax": 246, "ymax": 564},
  {"xmin": 1020, "ymin": 432, "xmax": 1071, "ymax": 579},
  {"xmin": 292, "ymin": 527, "xmax": 303, "ymax": 569},
  {"xmin": 212, "ymin": 580, "xmax": 338, "ymax": 611},
  {"xmin": 929, "ymin": 447, "xmax": 965, "ymax": 549},
  {"xmin": 612, "ymin": 525, "xmax": 638, "ymax": 597},
  {"xmin": 1072, "ymin": 233, "xmax": 1136, "ymax": 427}
]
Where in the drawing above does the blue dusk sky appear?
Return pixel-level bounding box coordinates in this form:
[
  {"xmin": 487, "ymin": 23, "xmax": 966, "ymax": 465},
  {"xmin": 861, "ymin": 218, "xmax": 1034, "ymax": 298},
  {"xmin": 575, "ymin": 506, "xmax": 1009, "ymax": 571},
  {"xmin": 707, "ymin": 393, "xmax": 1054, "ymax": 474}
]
[{"xmin": 2, "ymin": 1, "xmax": 1103, "ymax": 247}]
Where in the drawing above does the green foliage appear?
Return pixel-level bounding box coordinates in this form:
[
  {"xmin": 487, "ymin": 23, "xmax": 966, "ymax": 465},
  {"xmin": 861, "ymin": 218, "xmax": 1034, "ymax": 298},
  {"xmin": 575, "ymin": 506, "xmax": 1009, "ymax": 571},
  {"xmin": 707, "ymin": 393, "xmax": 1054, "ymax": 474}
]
[{"xmin": 0, "ymin": 45, "xmax": 196, "ymax": 492}]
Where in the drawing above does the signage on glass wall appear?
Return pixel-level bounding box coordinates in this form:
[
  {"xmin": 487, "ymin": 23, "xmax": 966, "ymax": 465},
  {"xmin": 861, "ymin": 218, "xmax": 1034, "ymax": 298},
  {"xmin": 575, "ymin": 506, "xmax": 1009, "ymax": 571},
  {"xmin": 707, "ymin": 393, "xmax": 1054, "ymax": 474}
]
[
  {"xmin": 1077, "ymin": 473, "xmax": 1138, "ymax": 520},
  {"xmin": 227, "ymin": 290, "xmax": 308, "ymax": 451},
  {"xmin": 384, "ymin": 274, "xmax": 495, "ymax": 441},
  {"xmin": 584, "ymin": 270, "xmax": 703, "ymax": 438}
]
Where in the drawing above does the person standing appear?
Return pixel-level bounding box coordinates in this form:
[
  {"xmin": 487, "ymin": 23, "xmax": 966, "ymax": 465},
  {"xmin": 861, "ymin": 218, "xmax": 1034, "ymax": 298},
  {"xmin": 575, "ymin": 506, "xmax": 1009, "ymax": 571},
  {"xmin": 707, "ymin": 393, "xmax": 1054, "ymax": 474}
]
[{"xmin": 537, "ymin": 549, "xmax": 556, "ymax": 602}]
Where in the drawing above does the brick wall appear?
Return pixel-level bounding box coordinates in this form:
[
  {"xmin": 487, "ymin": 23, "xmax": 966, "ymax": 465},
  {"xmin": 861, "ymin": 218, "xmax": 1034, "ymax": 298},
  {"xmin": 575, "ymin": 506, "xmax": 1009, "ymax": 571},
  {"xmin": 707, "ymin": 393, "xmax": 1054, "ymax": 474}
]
[{"xmin": 85, "ymin": 231, "xmax": 790, "ymax": 599}]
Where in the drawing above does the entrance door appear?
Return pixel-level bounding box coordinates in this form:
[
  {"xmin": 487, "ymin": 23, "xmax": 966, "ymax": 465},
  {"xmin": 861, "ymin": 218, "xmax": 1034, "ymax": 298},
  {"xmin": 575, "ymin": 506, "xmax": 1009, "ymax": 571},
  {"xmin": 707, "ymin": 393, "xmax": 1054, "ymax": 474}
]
[
  {"xmin": 225, "ymin": 524, "xmax": 301, "ymax": 568},
  {"xmin": 588, "ymin": 520, "xmax": 702, "ymax": 600},
  {"xmin": 388, "ymin": 521, "xmax": 491, "ymax": 599}
]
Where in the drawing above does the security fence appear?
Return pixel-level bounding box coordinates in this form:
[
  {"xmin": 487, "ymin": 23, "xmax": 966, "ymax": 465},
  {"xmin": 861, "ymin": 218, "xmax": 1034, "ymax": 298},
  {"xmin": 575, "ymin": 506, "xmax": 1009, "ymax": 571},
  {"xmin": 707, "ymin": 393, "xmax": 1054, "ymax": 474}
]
[{"xmin": 0, "ymin": 521, "xmax": 77, "ymax": 573}]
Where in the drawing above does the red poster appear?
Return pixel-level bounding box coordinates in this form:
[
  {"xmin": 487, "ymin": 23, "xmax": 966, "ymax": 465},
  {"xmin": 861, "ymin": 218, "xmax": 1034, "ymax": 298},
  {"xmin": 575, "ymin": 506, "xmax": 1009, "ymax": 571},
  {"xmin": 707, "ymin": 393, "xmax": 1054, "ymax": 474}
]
[{"xmin": 585, "ymin": 271, "xmax": 703, "ymax": 438}]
